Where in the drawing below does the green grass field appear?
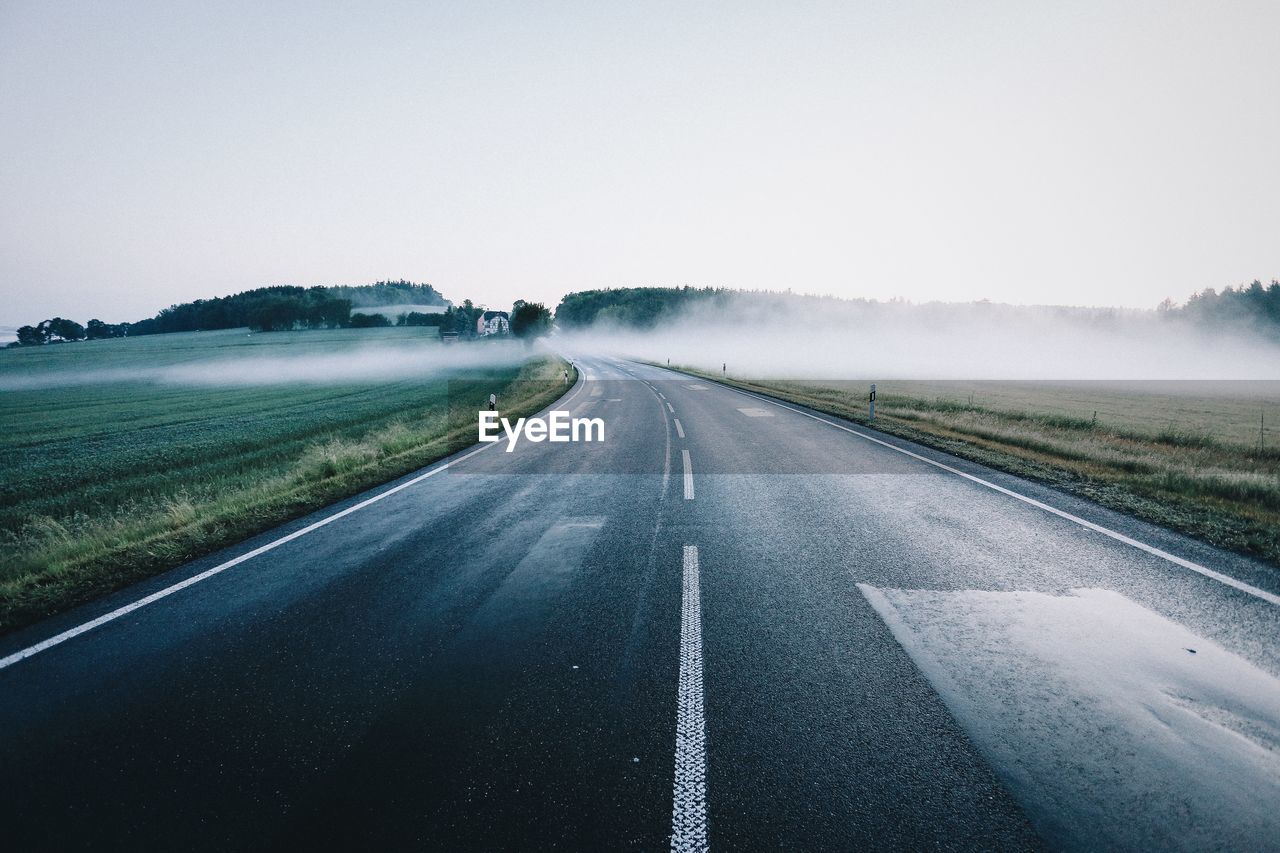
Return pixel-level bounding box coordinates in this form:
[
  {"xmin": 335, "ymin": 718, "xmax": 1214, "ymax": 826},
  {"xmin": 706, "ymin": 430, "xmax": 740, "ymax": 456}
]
[
  {"xmin": 678, "ymin": 370, "xmax": 1280, "ymax": 567},
  {"xmin": 0, "ymin": 328, "xmax": 570, "ymax": 632}
]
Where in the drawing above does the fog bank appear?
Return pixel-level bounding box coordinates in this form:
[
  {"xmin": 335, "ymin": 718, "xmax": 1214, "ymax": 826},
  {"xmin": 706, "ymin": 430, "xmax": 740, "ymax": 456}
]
[
  {"xmin": 0, "ymin": 340, "xmax": 529, "ymax": 391},
  {"xmin": 560, "ymin": 299, "xmax": 1280, "ymax": 380}
]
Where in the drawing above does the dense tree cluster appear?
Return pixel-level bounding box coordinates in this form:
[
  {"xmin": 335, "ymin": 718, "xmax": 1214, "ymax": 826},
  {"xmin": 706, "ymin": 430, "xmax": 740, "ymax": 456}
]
[
  {"xmin": 348, "ymin": 312, "xmax": 392, "ymax": 328},
  {"xmin": 86, "ymin": 319, "xmax": 130, "ymax": 339},
  {"xmin": 398, "ymin": 311, "xmax": 447, "ymax": 327},
  {"xmin": 327, "ymin": 280, "xmax": 447, "ymax": 308},
  {"xmin": 120, "ymin": 285, "xmax": 354, "ymax": 335},
  {"xmin": 1159, "ymin": 280, "xmax": 1280, "ymax": 334},
  {"xmin": 556, "ymin": 282, "xmax": 1280, "ymax": 337},
  {"xmin": 554, "ymin": 287, "xmax": 734, "ymax": 328},
  {"xmin": 8, "ymin": 281, "xmax": 452, "ymax": 346},
  {"xmin": 510, "ymin": 300, "xmax": 552, "ymax": 339},
  {"xmin": 443, "ymin": 300, "xmax": 485, "ymax": 337},
  {"xmin": 15, "ymin": 317, "xmax": 88, "ymax": 345}
]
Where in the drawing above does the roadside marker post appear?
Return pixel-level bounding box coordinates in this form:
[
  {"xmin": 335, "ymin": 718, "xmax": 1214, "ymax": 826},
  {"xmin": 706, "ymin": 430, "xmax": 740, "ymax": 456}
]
[{"xmin": 869, "ymin": 383, "xmax": 876, "ymax": 420}]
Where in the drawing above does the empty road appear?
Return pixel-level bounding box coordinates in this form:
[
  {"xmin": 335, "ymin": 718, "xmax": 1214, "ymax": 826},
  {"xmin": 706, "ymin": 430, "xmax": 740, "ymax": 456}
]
[{"xmin": 2, "ymin": 355, "xmax": 1278, "ymax": 851}]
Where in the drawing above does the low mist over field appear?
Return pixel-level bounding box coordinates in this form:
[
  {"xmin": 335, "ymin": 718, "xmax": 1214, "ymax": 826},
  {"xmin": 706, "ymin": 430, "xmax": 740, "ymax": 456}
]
[
  {"xmin": 0, "ymin": 328, "xmax": 530, "ymax": 391},
  {"xmin": 558, "ymin": 292, "xmax": 1280, "ymax": 380}
]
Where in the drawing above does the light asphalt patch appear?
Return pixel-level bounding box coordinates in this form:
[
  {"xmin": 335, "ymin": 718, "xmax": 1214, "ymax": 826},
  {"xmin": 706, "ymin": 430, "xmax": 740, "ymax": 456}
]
[
  {"xmin": 470, "ymin": 518, "xmax": 604, "ymax": 626},
  {"xmin": 859, "ymin": 584, "xmax": 1280, "ymax": 851},
  {"xmin": 736, "ymin": 407, "xmax": 774, "ymax": 417}
]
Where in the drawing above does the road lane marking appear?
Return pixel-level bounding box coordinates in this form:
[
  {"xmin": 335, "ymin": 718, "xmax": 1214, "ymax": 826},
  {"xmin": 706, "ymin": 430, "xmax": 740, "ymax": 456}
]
[
  {"xmin": 667, "ymin": 402, "xmax": 675, "ymax": 413},
  {"xmin": 691, "ymin": 377, "xmax": 1280, "ymax": 608},
  {"xmin": 682, "ymin": 450, "xmax": 694, "ymax": 500},
  {"xmin": 672, "ymin": 545, "xmax": 708, "ymax": 853},
  {"xmin": 0, "ymin": 373, "xmax": 594, "ymax": 671},
  {"xmin": 674, "ymin": 418, "xmax": 685, "ymax": 439},
  {"xmin": 659, "ymin": 392, "xmax": 667, "ymax": 400}
]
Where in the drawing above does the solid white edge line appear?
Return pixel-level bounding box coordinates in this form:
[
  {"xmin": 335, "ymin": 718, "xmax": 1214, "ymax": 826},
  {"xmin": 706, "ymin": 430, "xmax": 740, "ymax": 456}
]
[
  {"xmin": 660, "ymin": 369, "xmax": 1280, "ymax": 608},
  {"xmin": 671, "ymin": 544, "xmax": 709, "ymax": 853},
  {"xmin": 0, "ymin": 369, "xmax": 593, "ymax": 671},
  {"xmin": 674, "ymin": 418, "xmax": 686, "ymax": 439},
  {"xmin": 682, "ymin": 449, "xmax": 695, "ymax": 501}
]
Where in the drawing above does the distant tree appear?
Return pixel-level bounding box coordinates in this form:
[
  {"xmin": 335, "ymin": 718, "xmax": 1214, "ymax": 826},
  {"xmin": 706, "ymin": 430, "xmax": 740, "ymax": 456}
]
[
  {"xmin": 15, "ymin": 325, "xmax": 45, "ymax": 346},
  {"xmin": 1165, "ymin": 279, "xmax": 1280, "ymax": 336},
  {"xmin": 554, "ymin": 286, "xmax": 732, "ymax": 328},
  {"xmin": 247, "ymin": 297, "xmax": 293, "ymax": 332},
  {"xmin": 444, "ymin": 300, "xmax": 484, "ymax": 337},
  {"xmin": 328, "ymin": 280, "xmax": 448, "ymax": 309},
  {"xmin": 85, "ymin": 318, "xmax": 128, "ymax": 339},
  {"xmin": 11, "ymin": 282, "xmax": 443, "ymax": 343},
  {"xmin": 510, "ymin": 300, "xmax": 552, "ymax": 339},
  {"xmin": 305, "ymin": 297, "xmax": 352, "ymax": 329},
  {"xmin": 349, "ymin": 312, "xmax": 391, "ymax": 328},
  {"xmin": 40, "ymin": 318, "xmax": 86, "ymax": 342},
  {"xmin": 399, "ymin": 311, "xmax": 446, "ymax": 327}
]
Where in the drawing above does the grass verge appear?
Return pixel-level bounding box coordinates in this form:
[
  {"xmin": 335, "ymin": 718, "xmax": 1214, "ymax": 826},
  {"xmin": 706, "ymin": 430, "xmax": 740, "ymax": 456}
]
[{"xmin": 671, "ymin": 368, "xmax": 1280, "ymax": 568}]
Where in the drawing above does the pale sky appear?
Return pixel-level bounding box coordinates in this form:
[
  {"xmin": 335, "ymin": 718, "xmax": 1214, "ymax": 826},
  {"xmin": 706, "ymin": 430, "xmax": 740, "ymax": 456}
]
[{"xmin": 2, "ymin": 1, "xmax": 1277, "ymax": 325}]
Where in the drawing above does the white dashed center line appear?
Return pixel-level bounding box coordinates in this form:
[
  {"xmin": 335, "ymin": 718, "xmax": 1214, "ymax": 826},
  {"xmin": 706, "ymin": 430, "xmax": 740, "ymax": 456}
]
[
  {"xmin": 674, "ymin": 418, "xmax": 685, "ymax": 439},
  {"xmin": 671, "ymin": 545, "xmax": 708, "ymax": 853},
  {"xmin": 682, "ymin": 450, "xmax": 694, "ymax": 500}
]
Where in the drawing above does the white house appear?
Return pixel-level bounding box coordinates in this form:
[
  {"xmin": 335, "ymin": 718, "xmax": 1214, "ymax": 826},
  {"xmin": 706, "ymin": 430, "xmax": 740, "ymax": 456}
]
[{"xmin": 477, "ymin": 310, "xmax": 510, "ymax": 336}]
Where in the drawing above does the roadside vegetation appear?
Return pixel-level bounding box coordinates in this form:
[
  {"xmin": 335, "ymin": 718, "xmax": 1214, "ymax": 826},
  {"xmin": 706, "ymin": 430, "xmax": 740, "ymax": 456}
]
[
  {"xmin": 677, "ymin": 370, "xmax": 1280, "ymax": 567},
  {"xmin": 0, "ymin": 328, "xmax": 572, "ymax": 632}
]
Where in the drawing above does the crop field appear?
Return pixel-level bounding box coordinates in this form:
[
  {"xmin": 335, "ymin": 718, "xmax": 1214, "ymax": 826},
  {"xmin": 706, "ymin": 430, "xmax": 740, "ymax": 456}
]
[
  {"xmin": 678, "ymin": 370, "xmax": 1280, "ymax": 567},
  {"xmin": 862, "ymin": 380, "xmax": 1277, "ymax": 447},
  {"xmin": 0, "ymin": 328, "xmax": 571, "ymax": 631}
]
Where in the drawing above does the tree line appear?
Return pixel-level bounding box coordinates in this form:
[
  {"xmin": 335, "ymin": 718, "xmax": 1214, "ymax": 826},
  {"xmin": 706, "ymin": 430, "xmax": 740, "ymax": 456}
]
[
  {"xmin": 1158, "ymin": 280, "xmax": 1280, "ymax": 333},
  {"xmin": 553, "ymin": 286, "xmax": 735, "ymax": 328},
  {"xmin": 10, "ymin": 283, "xmax": 553, "ymax": 346},
  {"xmin": 555, "ymin": 282, "xmax": 1280, "ymax": 335}
]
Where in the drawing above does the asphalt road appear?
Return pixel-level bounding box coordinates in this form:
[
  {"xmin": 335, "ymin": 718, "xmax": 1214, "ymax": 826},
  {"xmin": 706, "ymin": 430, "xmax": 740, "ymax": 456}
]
[{"xmin": 2, "ymin": 355, "xmax": 1278, "ymax": 851}]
